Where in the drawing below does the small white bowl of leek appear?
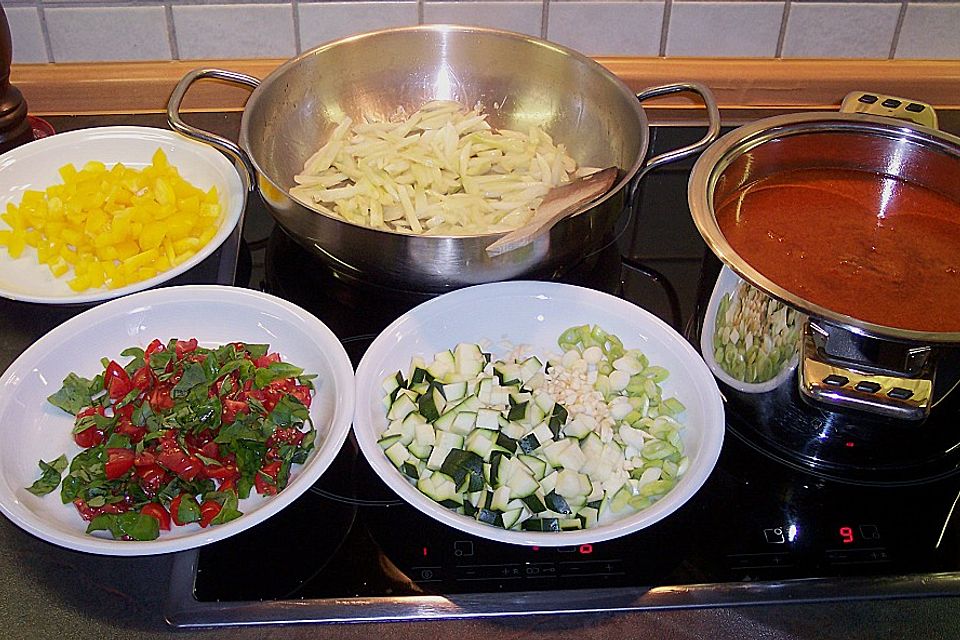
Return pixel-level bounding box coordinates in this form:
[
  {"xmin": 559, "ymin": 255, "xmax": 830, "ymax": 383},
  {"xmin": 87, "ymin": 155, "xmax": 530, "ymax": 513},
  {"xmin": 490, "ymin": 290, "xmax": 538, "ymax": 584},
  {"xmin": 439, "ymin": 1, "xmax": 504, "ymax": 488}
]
[{"xmin": 353, "ymin": 281, "xmax": 724, "ymax": 546}]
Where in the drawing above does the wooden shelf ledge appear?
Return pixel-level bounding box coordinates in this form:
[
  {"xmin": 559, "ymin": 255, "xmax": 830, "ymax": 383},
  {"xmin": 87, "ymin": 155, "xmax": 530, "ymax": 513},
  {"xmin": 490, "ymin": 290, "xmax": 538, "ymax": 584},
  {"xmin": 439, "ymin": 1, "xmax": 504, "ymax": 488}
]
[{"xmin": 12, "ymin": 58, "xmax": 960, "ymax": 124}]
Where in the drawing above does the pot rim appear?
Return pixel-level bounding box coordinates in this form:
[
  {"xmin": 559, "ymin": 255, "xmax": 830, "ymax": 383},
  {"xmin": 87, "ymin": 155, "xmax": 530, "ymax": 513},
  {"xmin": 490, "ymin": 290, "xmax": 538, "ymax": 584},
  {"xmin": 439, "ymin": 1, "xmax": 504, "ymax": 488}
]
[
  {"xmin": 236, "ymin": 24, "xmax": 650, "ymax": 241},
  {"xmin": 688, "ymin": 110, "xmax": 960, "ymax": 344}
]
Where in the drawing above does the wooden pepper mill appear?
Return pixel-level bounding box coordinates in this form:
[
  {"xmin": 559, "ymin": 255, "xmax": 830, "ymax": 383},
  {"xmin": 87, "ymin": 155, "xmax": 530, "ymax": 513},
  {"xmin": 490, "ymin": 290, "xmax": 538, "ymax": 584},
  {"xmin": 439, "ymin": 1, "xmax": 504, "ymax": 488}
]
[{"xmin": 0, "ymin": 4, "xmax": 32, "ymax": 154}]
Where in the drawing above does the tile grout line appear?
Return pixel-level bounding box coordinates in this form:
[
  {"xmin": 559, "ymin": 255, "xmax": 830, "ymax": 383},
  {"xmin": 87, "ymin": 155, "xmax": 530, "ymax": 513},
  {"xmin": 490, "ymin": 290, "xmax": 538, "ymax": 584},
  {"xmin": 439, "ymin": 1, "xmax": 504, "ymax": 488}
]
[
  {"xmin": 292, "ymin": 0, "xmax": 303, "ymax": 55},
  {"xmin": 541, "ymin": 0, "xmax": 550, "ymax": 40},
  {"xmin": 35, "ymin": 1, "xmax": 55, "ymax": 63},
  {"xmin": 418, "ymin": 0, "xmax": 424, "ymax": 25},
  {"xmin": 775, "ymin": 0, "xmax": 791, "ymax": 58},
  {"xmin": 164, "ymin": 2, "xmax": 179, "ymax": 61},
  {"xmin": 659, "ymin": 0, "xmax": 672, "ymax": 57},
  {"xmin": 888, "ymin": 0, "xmax": 909, "ymax": 60}
]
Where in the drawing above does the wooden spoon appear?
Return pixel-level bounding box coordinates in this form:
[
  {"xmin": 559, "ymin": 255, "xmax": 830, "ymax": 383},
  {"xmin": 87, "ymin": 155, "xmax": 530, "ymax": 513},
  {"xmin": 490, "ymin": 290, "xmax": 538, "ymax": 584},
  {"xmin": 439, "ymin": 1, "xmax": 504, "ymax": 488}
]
[{"xmin": 485, "ymin": 167, "xmax": 618, "ymax": 257}]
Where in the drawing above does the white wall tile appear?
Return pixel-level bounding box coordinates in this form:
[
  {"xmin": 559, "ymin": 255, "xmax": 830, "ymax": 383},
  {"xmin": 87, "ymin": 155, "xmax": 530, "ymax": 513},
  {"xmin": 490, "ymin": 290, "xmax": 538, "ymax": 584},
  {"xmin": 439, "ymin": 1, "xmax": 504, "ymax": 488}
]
[
  {"xmin": 667, "ymin": 2, "xmax": 783, "ymax": 57},
  {"xmin": 548, "ymin": 1, "xmax": 664, "ymax": 56},
  {"xmin": 173, "ymin": 4, "xmax": 296, "ymax": 60},
  {"xmin": 6, "ymin": 7, "xmax": 47, "ymax": 63},
  {"xmin": 782, "ymin": 2, "xmax": 900, "ymax": 59},
  {"xmin": 299, "ymin": 2, "xmax": 418, "ymax": 52},
  {"xmin": 45, "ymin": 6, "xmax": 171, "ymax": 62},
  {"xmin": 423, "ymin": 1, "xmax": 543, "ymax": 38},
  {"xmin": 895, "ymin": 3, "xmax": 960, "ymax": 60}
]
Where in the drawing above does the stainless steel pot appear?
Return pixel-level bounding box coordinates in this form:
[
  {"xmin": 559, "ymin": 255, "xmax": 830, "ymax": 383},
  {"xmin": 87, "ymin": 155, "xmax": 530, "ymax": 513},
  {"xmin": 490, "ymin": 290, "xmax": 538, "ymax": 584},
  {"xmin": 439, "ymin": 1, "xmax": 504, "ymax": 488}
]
[
  {"xmin": 688, "ymin": 93, "xmax": 960, "ymax": 420},
  {"xmin": 167, "ymin": 25, "xmax": 719, "ymax": 293}
]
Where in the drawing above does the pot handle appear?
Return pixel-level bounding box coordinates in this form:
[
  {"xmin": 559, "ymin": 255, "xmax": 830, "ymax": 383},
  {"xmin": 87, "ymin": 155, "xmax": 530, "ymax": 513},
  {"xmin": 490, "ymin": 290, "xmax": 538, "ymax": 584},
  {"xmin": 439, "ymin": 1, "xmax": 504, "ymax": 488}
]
[
  {"xmin": 635, "ymin": 82, "xmax": 721, "ymax": 179},
  {"xmin": 167, "ymin": 68, "xmax": 261, "ymax": 191}
]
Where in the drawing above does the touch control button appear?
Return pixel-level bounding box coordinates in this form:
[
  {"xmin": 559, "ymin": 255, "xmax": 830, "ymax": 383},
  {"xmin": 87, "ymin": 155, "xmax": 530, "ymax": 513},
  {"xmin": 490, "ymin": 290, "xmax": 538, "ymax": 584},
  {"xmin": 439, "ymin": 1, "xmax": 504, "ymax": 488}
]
[
  {"xmin": 854, "ymin": 381, "xmax": 882, "ymax": 393},
  {"xmin": 888, "ymin": 387, "xmax": 914, "ymax": 400},
  {"xmin": 858, "ymin": 94, "xmax": 879, "ymax": 104},
  {"xmin": 823, "ymin": 374, "xmax": 849, "ymax": 387},
  {"xmin": 905, "ymin": 103, "xmax": 925, "ymax": 113},
  {"xmin": 881, "ymin": 98, "xmax": 902, "ymax": 108}
]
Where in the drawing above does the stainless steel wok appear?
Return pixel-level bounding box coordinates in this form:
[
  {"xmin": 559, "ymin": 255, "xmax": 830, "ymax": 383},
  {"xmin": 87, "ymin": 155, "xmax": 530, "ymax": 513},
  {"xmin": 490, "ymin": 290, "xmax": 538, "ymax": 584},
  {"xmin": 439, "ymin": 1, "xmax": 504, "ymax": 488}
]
[{"xmin": 168, "ymin": 25, "xmax": 719, "ymax": 292}]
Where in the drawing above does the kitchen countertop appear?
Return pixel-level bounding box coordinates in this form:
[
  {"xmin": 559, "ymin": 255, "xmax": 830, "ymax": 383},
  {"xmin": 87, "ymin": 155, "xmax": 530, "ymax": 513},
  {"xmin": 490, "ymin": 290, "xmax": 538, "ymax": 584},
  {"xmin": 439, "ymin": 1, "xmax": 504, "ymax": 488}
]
[{"xmin": 1, "ymin": 112, "xmax": 959, "ymax": 640}]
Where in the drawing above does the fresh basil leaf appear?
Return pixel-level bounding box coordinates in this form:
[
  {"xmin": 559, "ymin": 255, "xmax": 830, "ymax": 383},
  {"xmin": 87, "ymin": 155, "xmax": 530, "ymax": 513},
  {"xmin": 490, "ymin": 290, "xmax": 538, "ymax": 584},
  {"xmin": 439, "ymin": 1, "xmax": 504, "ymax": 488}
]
[
  {"xmin": 171, "ymin": 362, "xmax": 208, "ymax": 399},
  {"xmin": 86, "ymin": 512, "xmax": 160, "ymax": 541},
  {"xmin": 86, "ymin": 495, "xmax": 107, "ymax": 508},
  {"xmin": 148, "ymin": 349, "xmax": 175, "ymax": 374},
  {"xmin": 176, "ymin": 496, "xmax": 201, "ymax": 524},
  {"xmin": 244, "ymin": 343, "xmax": 269, "ymax": 360},
  {"xmin": 266, "ymin": 395, "xmax": 309, "ymax": 430},
  {"xmin": 47, "ymin": 373, "xmax": 100, "ymax": 415},
  {"xmin": 117, "ymin": 512, "xmax": 161, "ymax": 541},
  {"xmin": 209, "ymin": 490, "xmax": 243, "ymax": 526},
  {"xmin": 254, "ymin": 362, "xmax": 304, "ymax": 389},
  {"xmin": 104, "ymin": 433, "xmax": 131, "ymax": 449},
  {"xmin": 26, "ymin": 454, "xmax": 68, "ymax": 496},
  {"xmin": 120, "ymin": 347, "xmax": 146, "ymax": 373}
]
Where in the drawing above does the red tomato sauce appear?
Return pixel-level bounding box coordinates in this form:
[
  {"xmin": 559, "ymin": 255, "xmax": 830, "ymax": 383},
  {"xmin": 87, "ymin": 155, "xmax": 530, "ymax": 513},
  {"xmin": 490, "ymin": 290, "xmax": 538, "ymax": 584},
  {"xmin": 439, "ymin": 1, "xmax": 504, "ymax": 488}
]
[{"xmin": 715, "ymin": 168, "xmax": 960, "ymax": 333}]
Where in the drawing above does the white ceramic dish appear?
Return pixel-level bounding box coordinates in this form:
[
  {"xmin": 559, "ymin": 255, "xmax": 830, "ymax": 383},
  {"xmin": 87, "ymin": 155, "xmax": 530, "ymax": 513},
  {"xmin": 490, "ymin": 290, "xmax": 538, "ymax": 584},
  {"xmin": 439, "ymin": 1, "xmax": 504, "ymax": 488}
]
[
  {"xmin": 353, "ymin": 281, "xmax": 725, "ymax": 546},
  {"xmin": 0, "ymin": 126, "xmax": 245, "ymax": 304},
  {"xmin": 701, "ymin": 266, "xmax": 800, "ymax": 394},
  {"xmin": 0, "ymin": 285, "xmax": 355, "ymax": 556}
]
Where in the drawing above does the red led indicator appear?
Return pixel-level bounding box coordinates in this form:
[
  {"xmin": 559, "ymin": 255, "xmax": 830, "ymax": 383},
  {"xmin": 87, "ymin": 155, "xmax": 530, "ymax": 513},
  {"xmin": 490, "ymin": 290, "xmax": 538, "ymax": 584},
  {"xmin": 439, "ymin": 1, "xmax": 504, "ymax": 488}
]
[
  {"xmin": 422, "ymin": 546, "xmax": 429, "ymax": 557},
  {"xmin": 578, "ymin": 544, "xmax": 594, "ymax": 555},
  {"xmin": 531, "ymin": 546, "xmax": 540, "ymax": 551},
  {"xmin": 839, "ymin": 526, "xmax": 855, "ymax": 544},
  {"xmin": 845, "ymin": 441, "xmax": 855, "ymax": 448}
]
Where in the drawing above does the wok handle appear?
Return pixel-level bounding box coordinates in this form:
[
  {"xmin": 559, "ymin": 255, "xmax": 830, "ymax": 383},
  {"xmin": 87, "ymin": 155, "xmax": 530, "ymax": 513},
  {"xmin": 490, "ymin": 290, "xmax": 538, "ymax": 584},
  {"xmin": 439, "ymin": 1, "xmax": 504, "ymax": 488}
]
[
  {"xmin": 635, "ymin": 82, "xmax": 721, "ymax": 178},
  {"xmin": 167, "ymin": 68, "xmax": 261, "ymax": 191}
]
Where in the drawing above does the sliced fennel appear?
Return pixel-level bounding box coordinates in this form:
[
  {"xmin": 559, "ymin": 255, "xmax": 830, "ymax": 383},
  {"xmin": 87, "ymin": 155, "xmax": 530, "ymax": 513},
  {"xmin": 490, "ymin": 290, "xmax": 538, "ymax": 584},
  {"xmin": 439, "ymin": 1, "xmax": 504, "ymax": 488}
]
[{"xmin": 290, "ymin": 100, "xmax": 585, "ymax": 236}]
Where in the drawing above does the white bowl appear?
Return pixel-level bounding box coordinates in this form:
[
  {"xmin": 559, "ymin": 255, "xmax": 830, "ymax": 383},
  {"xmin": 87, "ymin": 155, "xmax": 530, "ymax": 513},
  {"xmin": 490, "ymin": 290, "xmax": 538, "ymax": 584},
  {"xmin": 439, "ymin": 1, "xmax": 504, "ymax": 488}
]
[
  {"xmin": 701, "ymin": 266, "xmax": 800, "ymax": 394},
  {"xmin": 0, "ymin": 126, "xmax": 245, "ymax": 304},
  {"xmin": 0, "ymin": 285, "xmax": 355, "ymax": 555},
  {"xmin": 354, "ymin": 281, "xmax": 725, "ymax": 546}
]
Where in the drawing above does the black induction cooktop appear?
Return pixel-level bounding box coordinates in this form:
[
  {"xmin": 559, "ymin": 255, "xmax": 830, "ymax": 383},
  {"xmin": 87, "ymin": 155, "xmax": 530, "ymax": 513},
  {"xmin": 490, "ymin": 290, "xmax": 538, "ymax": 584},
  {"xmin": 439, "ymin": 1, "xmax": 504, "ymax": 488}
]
[{"xmin": 164, "ymin": 125, "xmax": 960, "ymax": 627}]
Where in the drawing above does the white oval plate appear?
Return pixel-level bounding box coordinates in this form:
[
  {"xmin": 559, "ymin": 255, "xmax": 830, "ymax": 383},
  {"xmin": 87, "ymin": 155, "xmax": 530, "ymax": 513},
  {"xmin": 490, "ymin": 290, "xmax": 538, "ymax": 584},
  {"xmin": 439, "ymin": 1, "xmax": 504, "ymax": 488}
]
[
  {"xmin": 354, "ymin": 281, "xmax": 725, "ymax": 546},
  {"xmin": 701, "ymin": 266, "xmax": 800, "ymax": 394},
  {"xmin": 0, "ymin": 126, "xmax": 245, "ymax": 304},
  {"xmin": 0, "ymin": 285, "xmax": 355, "ymax": 555}
]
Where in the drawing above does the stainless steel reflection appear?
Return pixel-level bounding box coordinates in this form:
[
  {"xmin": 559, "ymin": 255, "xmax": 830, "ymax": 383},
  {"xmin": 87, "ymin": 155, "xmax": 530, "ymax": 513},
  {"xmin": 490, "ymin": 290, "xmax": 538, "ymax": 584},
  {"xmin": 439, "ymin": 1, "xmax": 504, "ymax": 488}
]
[{"xmin": 169, "ymin": 25, "xmax": 719, "ymax": 292}]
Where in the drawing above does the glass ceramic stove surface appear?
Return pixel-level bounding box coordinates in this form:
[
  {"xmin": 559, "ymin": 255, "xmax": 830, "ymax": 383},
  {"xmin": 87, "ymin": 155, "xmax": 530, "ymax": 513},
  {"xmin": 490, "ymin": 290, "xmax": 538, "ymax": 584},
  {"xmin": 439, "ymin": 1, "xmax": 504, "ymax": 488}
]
[{"xmin": 165, "ymin": 126, "xmax": 960, "ymax": 627}]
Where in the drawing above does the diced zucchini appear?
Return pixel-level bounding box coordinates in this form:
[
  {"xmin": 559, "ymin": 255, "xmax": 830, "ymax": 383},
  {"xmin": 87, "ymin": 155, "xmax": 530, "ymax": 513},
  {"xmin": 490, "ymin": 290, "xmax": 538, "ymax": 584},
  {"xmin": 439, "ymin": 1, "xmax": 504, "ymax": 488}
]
[
  {"xmin": 555, "ymin": 440, "xmax": 586, "ymax": 472},
  {"xmin": 385, "ymin": 441, "xmax": 410, "ymax": 468},
  {"xmin": 475, "ymin": 408, "xmax": 501, "ymax": 430},
  {"xmin": 377, "ymin": 433, "xmax": 403, "ymax": 450},
  {"xmin": 490, "ymin": 485, "xmax": 511, "ymax": 511},
  {"xmin": 465, "ymin": 428, "xmax": 498, "ymax": 461},
  {"xmin": 517, "ymin": 454, "xmax": 548, "ymax": 480},
  {"xmin": 519, "ymin": 356, "xmax": 543, "ymax": 383},
  {"xmin": 450, "ymin": 411, "xmax": 477, "ymax": 435},
  {"xmin": 501, "ymin": 508, "xmax": 524, "ymax": 530},
  {"xmin": 506, "ymin": 465, "xmax": 539, "ymax": 499},
  {"xmin": 387, "ymin": 394, "xmax": 417, "ymax": 421},
  {"xmin": 442, "ymin": 381, "xmax": 467, "ymax": 402}
]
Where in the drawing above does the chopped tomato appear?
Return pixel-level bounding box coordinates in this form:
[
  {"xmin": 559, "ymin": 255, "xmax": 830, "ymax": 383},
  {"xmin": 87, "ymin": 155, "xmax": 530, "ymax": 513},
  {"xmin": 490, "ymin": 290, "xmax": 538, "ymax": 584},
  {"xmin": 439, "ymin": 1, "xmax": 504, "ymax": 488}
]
[
  {"xmin": 253, "ymin": 352, "xmax": 281, "ymax": 369},
  {"xmin": 73, "ymin": 498, "xmax": 131, "ymax": 521},
  {"xmin": 141, "ymin": 502, "xmax": 171, "ymax": 531},
  {"xmin": 104, "ymin": 448, "xmax": 135, "ymax": 480},
  {"xmin": 199, "ymin": 500, "xmax": 222, "ymax": 528},
  {"xmin": 254, "ymin": 460, "xmax": 282, "ymax": 496},
  {"xmin": 103, "ymin": 360, "xmax": 133, "ymax": 401},
  {"xmin": 115, "ymin": 417, "xmax": 147, "ymax": 444},
  {"xmin": 221, "ymin": 397, "xmax": 249, "ymax": 424},
  {"xmin": 156, "ymin": 447, "xmax": 203, "ymax": 482},
  {"xmin": 148, "ymin": 384, "xmax": 174, "ymax": 411},
  {"xmin": 175, "ymin": 338, "xmax": 199, "ymax": 360},
  {"xmin": 73, "ymin": 406, "xmax": 105, "ymax": 448}
]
